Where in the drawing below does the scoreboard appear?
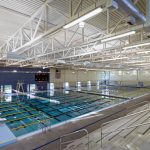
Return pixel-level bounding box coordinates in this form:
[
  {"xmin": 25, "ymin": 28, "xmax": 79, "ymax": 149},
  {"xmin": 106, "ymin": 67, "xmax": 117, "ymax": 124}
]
[{"xmin": 35, "ymin": 73, "xmax": 49, "ymax": 81}]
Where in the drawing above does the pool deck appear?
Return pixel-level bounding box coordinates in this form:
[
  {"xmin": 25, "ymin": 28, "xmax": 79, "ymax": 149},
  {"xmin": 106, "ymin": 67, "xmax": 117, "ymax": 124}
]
[
  {"xmin": 1, "ymin": 93, "xmax": 150, "ymax": 150},
  {"xmin": 0, "ymin": 124, "xmax": 16, "ymax": 148}
]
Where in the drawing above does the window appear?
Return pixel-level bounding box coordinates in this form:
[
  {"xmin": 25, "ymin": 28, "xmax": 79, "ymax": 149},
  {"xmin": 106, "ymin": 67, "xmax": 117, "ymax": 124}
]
[
  {"xmin": 76, "ymin": 82, "xmax": 81, "ymax": 91},
  {"xmin": 0, "ymin": 85, "xmax": 3, "ymax": 93},
  {"xmin": 87, "ymin": 81, "xmax": 91, "ymax": 90},
  {"xmin": 63, "ymin": 82, "xmax": 69, "ymax": 90},
  {"xmin": 4, "ymin": 85, "xmax": 12, "ymax": 94},
  {"xmin": 30, "ymin": 84, "xmax": 36, "ymax": 93}
]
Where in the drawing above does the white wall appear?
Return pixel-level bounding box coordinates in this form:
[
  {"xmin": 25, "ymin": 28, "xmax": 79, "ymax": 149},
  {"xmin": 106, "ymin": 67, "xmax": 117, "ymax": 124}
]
[
  {"xmin": 50, "ymin": 68, "xmax": 103, "ymax": 87},
  {"xmin": 49, "ymin": 68, "xmax": 150, "ymax": 87}
]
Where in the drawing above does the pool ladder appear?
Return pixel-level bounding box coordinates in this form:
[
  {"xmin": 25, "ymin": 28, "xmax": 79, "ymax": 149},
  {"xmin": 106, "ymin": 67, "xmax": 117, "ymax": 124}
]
[{"xmin": 37, "ymin": 119, "xmax": 50, "ymax": 133}]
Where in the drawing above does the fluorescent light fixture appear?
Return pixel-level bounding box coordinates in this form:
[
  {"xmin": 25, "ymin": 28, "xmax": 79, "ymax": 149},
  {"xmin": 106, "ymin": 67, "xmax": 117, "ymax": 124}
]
[
  {"xmin": 123, "ymin": 42, "xmax": 150, "ymax": 50},
  {"xmin": 79, "ymin": 22, "xmax": 85, "ymax": 28},
  {"xmin": 94, "ymin": 57, "xmax": 128, "ymax": 62},
  {"xmin": 137, "ymin": 50, "xmax": 150, "ymax": 54},
  {"xmin": 124, "ymin": 60, "xmax": 144, "ymax": 64},
  {"xmin": 20, "ymin": 64, "xmax": 31, "ymax": 67},
  {"xmin": 101, "ymin": 31, "xmax": 136, "ymax": 43},
  {"xmin": 63, "ymin": 7, "xmax": 103, "ymax": 29},
  {"xmin": 132, "ymin": 63, "xmax": 150, "ymax": 66}
]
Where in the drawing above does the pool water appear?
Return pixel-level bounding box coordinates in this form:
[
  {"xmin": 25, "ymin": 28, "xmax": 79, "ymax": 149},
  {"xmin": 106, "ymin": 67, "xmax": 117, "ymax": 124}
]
[
  {"xmin": 0, "ymin": 90, "xmax": 127, "ymax": 137},
  {"xmin": 81, "ymin": 85, "xmax": 150, "ymax": 98}
]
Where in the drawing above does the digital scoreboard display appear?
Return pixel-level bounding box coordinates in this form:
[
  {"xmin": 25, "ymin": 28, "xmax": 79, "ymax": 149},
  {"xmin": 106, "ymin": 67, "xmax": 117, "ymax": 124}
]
[{"xmin": 35, "ymin": 73, "xmax": 49, "ymax": 81}]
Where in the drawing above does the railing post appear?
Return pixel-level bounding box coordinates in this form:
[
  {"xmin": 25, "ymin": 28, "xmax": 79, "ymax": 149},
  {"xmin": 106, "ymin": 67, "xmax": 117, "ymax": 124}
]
[
  {"xmin": 87, "ymin": 131, "xmax": 89, "ymax": 150},
  {"xmin": 59, "ymin": 137, "xmax": 62, "ymax": 150},
  {"xmin": 101, "ymin": 124, "xmax": 103, "ymax": 148}
]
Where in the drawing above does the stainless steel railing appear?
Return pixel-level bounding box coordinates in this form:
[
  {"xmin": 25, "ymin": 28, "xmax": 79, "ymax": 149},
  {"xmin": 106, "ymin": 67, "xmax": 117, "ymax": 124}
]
[
  {"xmin": 60, "ymin": 101, "xmax": 150, "ymax": 149},
  {"xmin": 101, "ymin": 121, "xmax": 150, "ymax": 148},
  {"xmin": 100, "ymin": 102, "xmax": 150, "ymax": 147},
  {"xmin": 33, "ymin": 100, "xmax": 150, "ymax": 150}
]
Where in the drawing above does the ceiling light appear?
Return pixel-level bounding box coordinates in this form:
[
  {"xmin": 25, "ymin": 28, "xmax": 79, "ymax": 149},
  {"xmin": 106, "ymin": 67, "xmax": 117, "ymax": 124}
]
[
  {"xmin": 101, "ymin": 31, "xmax": 136, "ymax": 43},
  {"xmin": 137, "ymin": 50, "xmax": 150, "ymax": 54},
  {"xmin": 12, "ymin": 70, "xmax": 17, "ymax": 72},
  {"xmin": 125, "ymin": 40, "xmax": 129, "ymax": 44},
  {"xmin": 123, "ymin": 42, "xmax": 150, "ymax": 50},
  {"xmin": 94, "ymin": 57, "xmax": 128, "ymax": 62},
  {"xmin": 79, "ymin": 22, "xmax": 85, "ymax": 28},
  {"xmin": 63, "ymin": 7, "xmax": 103, "ymax": 29}
]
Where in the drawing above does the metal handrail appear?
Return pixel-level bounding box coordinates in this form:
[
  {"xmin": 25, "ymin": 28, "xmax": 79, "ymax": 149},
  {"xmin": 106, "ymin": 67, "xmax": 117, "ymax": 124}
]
[
  {"xmin": 103, "ymin": 121, "xmax": 150, "ymax": 135},
  {"xmin": 59, "ymin": 102, "xmax": 150, "ymax": 149},
  {"xmin": 102, "ymin": 101, "xmax": 150, "ymax": 127},
  {"xmin": 100, "ymin": 102, "xmax": 150, "ymax": 147},
  {"xmin": 101, "ymin": 121, "xmax": 150, "ymax": 148},
  {"xmin": 33, "ymin": 100, "xmax": 150, "ymax": 149},
  {"xmin": 59, "ymin": 128, "xmax": 89, "ymax": 150}
]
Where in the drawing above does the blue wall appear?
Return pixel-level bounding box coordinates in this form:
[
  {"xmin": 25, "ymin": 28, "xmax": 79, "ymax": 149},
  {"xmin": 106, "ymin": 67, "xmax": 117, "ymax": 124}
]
[{"xmin": 0, "ymin": 67, "xmax": 49, "ymax": 92}]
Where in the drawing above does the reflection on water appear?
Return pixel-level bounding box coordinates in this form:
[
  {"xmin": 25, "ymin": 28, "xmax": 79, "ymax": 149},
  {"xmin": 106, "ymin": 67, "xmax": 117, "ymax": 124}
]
[
  {"xmin": 87, "ymin": 86, "xmax": 91, "ymax": 91},
  {"xmin": 0, "ymin": 94, "xmax": 12, "ymax": 102},
  {"xmin": 76, "ymin": 82, "xmax": 81, "ymax": 91},
  {"xmin": 47, "ymin": 90, "xmax": 54, "ymax": 96},
  {"xmin": 87, "ymin": 81, "xmax": 91, "ymax": 91},
  {"xmin": 27, "ymin": 94, "xmax": 36, "ymax": 99},
  {"xmin": 97, "ymin": 81, "xmax": 100, "ymax": 90},
  {"xmin": 63, "ymin": 90, "xmax": 69, "ymax": 94},
  {"xmin": 102, "ymin": 89, "xmax": 110, "ymax": 95},
  {"xmin": 49, "ymin": 99, "xmax": 60, "ymax": 104},
  {"xmin": 63, "ymin": 82, "xmax": 69, "ymax": 90},
  {"xmin": 77, "ymin": 87, "xmax": 81, "ymax": 91},
  {"xmin": 5, "ymin": 95, "xmax": 12, "ymax": 102}
]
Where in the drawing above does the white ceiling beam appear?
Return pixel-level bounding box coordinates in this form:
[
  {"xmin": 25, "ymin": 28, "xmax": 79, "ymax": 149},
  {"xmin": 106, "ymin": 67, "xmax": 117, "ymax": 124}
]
[{"xmin": 73, "ymin": 0, "xmax": 83, "ymax": 15}]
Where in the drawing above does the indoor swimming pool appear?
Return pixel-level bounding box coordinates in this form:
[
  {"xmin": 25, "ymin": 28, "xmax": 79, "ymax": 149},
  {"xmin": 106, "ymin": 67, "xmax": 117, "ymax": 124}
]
[
  {"xmin": 0, "ymin": 90, "xmax": 128, "ymax": 137},
  {"xmin": 81, "ymin": 85, "xmax": 150, "ymax": 98}
]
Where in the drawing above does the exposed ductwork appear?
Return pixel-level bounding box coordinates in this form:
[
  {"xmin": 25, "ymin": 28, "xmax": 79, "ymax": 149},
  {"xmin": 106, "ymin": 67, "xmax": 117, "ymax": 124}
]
[
  {"xmin": 7, "ymin": 52, "xmax": 26, "ymax": 60},
  {"xmin": 144, "ymin": 0, "xmax": 150, "ymax": 34},
  {"xmin": 146, "ymin": 0, "xmax": 150, "ymax": 23},
  {"xmin": 114, "ymin": 0, "xmax": 146, "ymax": 24}
]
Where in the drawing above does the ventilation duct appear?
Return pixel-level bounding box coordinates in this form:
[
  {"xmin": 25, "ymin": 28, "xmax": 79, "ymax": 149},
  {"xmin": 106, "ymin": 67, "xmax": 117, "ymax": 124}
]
[
  {"xmin": 145, "ymin": 0, "xmax": 150, "ymax": 33},
  {"xmin": 114, "ymin": 0, "xmax": 146, "ymax": 24},
  {"xmin": 125, "ymin": 16, "xmax": 136, "ymax": 25},
  {"xmin": 106, "ymin": 0, "xmax": 118, "ymax": 10},
  {"xmin": 55, "ymin": 60, "xmax": 66, "ymax": 64},
  {"xmin": 146, "ymin": 0, "xmax": 150, "ymax": 23},
  {"xmin": 7, "ymin": 52, "xmax": 26, "ymax": 60},
  {"xmin": 83, "ymin": 61, "xmax": 91, "ymax": 66}
]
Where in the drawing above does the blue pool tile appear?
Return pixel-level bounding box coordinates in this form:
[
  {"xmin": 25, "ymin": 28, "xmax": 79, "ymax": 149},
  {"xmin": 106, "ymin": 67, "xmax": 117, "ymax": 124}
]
[
  {"xmin": 56, "ymin": 115, "xmax": 71, "ymax": 122},
  {"xmin": 59, "ymin": 108, "xmax": 71, "ymax": 113},
  {"xmin": 67, "ymin": 111, "xmax": 81, "ymax": 117},
  {"xmin": 50, "ymin": 118, "xmax": 60, "ymax": 125},
  {"xmin": 48, "ymin": 110, "xmax": 62, "ymax": 116}
]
